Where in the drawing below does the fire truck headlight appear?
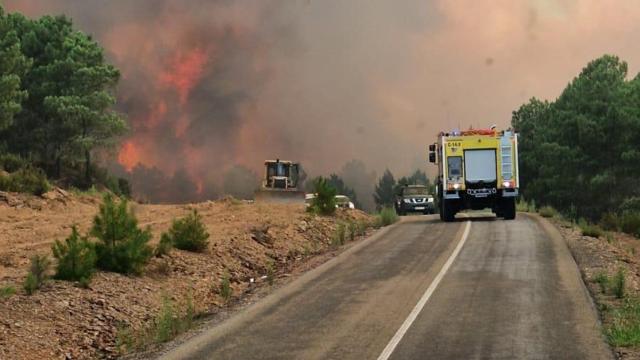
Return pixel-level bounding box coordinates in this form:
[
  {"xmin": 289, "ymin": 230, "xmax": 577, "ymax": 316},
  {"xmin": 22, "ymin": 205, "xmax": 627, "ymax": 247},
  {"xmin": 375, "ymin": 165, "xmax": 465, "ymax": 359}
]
[
  {"xmin": 453, "ymin": 183, "xmax": 460, "ymax": 190},
  {"xmin": 503, "ymin": 181, "xmax": 511, "ymax": 188}
]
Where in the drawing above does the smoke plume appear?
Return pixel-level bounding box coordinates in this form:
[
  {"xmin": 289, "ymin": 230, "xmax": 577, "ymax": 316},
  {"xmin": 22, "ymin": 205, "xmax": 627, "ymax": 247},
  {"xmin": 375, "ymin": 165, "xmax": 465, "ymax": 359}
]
[{"xmin": 7, "ymin": 0, "xmax": 640, "ymax": 202}]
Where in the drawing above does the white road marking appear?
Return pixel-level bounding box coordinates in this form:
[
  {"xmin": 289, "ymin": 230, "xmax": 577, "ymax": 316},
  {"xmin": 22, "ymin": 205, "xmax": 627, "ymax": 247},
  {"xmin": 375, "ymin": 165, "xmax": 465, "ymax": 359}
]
[{"xmin": 377, "ymin": 220, "xmax": 472, "ymax": 360}]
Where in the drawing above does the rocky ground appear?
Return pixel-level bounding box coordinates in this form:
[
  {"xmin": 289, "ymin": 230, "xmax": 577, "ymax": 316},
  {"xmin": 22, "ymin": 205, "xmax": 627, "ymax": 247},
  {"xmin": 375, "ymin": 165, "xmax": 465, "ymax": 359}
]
[
  {"xmin": 550, "ymin": 215, "xmax": 640, "ymax": 359},
  {"xmin": 0, "ymin": 190, "xmax": 373, "ymax": 359}
]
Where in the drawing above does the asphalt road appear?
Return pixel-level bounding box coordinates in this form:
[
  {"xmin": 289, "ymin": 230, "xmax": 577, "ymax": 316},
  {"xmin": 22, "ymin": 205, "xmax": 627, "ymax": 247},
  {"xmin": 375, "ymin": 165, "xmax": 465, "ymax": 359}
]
[{"xmin": 160, "ymin": 214, "xmax": 612, "ymax": 360}]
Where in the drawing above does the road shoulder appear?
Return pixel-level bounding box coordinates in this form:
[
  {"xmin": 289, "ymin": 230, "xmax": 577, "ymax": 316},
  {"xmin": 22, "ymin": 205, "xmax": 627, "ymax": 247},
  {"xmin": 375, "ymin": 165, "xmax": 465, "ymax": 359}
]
[
  {"xmin": 528, "ymin": 213, "xmax": 616, "ymax": 359},
  {"xmin": 152, "ymin": 215, "xmax": 423, "ymax": 360}
]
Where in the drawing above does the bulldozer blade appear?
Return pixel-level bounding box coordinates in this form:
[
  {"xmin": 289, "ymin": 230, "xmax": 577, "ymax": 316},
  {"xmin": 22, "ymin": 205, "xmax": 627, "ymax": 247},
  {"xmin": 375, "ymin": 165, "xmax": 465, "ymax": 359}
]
[{"xmin": 254, "ymin": 190, "xmax": 306, "ymax": 204}]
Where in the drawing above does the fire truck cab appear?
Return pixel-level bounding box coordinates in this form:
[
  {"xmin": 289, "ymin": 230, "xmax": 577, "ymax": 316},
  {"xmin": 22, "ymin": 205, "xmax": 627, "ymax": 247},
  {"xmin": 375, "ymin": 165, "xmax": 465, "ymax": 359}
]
[{"xmin": 428, "ymin": 128, "xmax": 519, "ymax": 222}]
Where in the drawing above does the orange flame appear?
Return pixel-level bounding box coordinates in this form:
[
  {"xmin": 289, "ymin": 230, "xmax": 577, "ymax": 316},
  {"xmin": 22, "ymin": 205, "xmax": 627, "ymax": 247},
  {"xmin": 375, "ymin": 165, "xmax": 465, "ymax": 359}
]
[
  {"xmin": 118, "ymin": 141, "xmax": 140, "ymax": 172},
  {"xmin": 146, "ymin": 101, "xmax": 168, "ymax": 129},
  {"xmin": 160, "ymin": 48, "xmax": 208, "ymax": 105}
]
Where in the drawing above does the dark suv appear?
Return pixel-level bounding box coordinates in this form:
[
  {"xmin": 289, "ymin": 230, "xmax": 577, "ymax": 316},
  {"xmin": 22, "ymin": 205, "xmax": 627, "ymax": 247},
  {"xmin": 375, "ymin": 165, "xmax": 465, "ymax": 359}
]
[{"xmin": 395, "ymin": 185, "xmax": 435, "ymax": 215}]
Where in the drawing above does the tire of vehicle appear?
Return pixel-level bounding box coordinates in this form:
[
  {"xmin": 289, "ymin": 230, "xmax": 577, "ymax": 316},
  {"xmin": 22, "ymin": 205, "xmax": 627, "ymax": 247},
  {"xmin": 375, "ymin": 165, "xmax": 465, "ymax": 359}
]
[
  {"xmin": 502, "ymin": 197, "xmax": 516, "ymax": 220},
  {"xmin": 441, "ymin": 198, "xmax": 455, "ymax": 222},
  {"xmin": 396, "ymin": 205, "xmax": 405, "ymax": 216}
]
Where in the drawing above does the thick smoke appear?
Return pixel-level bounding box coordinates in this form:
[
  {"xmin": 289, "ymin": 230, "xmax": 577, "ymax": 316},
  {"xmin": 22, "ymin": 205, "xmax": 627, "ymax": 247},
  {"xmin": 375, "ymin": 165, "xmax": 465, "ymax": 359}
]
[{"xmin": 7, "ymin": 1, "xmax": 640, "ymax": 202}]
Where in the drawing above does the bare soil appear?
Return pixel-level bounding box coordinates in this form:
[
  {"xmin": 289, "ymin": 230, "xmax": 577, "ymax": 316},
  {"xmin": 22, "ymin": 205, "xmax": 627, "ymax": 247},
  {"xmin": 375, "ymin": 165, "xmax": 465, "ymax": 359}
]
[{"xmin": 0, "ymin": 189, "xmax": 372, "ymax": 359}]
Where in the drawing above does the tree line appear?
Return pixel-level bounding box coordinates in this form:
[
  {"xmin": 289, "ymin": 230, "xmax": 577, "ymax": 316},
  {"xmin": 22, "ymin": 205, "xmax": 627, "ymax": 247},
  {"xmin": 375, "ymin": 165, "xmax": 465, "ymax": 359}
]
[
  {"xmin": 0, "ymin": 7, "xmax": 127, "ymax": 193},
  {"xmin": 513, "ymin": 54, "xmax": 640, "ymax": 227}
]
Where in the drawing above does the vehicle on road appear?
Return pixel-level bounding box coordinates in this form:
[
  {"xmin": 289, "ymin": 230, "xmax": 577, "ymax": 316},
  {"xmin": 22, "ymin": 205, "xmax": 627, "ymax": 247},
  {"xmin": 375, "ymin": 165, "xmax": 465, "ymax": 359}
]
[
  {"xmin": 335, "ymin": 195, "xmax": 356, "ymax": 209},
  {"xmin": 429, "ymin": 128, "xmax": 519, "ymax": 221},
  {"xmin": 394, "ymin": 185, "xmax": 435, "ymax": 215},
  {"xmin": 255, "ymin": 159, "xmax": 305, "ymax": 203}
]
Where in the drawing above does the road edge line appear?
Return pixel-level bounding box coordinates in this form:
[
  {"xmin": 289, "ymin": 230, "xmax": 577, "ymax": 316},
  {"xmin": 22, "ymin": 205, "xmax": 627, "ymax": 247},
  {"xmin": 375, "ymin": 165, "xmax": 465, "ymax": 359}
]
[{"xmin": 376, "ymin": 219, "xmax": 471, "ymax": 360}]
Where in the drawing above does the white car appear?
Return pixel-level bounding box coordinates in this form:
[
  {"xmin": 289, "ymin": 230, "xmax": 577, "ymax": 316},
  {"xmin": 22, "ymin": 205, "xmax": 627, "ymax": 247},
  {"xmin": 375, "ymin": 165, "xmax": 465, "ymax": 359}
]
[
  {"xmin": 305, "ymin": 194, "xmax": 355, "ymax": 209},
  {"xmin": 335, "ymin": 195, "xmax": 356, "ymax": 209}
]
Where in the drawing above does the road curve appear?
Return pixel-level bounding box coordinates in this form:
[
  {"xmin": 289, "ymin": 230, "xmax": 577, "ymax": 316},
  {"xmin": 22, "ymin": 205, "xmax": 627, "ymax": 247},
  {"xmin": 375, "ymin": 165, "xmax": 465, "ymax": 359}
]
[{"xmin": 159, "ymin": 214, "xmax": 612, "ymax": 360}]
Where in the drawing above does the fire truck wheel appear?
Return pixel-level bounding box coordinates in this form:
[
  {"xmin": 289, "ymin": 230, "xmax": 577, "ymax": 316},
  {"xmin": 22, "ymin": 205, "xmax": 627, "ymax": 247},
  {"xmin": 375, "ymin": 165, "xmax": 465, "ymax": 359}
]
[
  {"xmin": 441, "ymin": 199, "xmax": 455, "ymax": 222},
  {"xmin": 502, "ymin": 198, "xmax": 516, "ymax": 220}
]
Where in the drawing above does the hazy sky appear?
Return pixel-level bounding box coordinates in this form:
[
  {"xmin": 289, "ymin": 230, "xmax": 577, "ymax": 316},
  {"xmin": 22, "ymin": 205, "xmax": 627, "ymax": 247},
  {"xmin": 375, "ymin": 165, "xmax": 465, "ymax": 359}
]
[{"xmin": 6, "ymin": 0, "xmax": 640, "ymax": 182}]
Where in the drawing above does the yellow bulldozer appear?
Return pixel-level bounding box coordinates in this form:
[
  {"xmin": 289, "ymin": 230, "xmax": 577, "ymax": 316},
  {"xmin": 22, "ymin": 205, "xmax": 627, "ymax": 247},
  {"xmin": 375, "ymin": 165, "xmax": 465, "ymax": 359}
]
[{"xmin": 254, "ymin": 159, "xmax": 305, "ymax": 203}]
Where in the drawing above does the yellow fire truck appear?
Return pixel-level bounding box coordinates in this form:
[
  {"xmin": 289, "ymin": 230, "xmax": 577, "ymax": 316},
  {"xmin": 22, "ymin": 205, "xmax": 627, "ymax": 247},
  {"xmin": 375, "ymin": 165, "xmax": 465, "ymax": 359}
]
[{"xmin": 428, "ymin": 128, "xmax": 519, "ymax": 221}]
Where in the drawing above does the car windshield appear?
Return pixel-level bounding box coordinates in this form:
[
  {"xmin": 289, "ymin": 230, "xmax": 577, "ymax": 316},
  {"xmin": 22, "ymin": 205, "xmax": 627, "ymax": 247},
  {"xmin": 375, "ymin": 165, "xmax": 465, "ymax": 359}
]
[{"xmin": 405, "ymin": 187, "xmax": 427, "ymax": 195}]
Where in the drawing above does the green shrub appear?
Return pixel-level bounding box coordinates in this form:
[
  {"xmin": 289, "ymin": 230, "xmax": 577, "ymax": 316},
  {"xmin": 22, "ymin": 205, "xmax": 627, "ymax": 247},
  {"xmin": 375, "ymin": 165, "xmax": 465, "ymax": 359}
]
[
  {"xmin": 600, "ymin": 212, "xmax": 620, "ymax": 231},
  {"xmin": 0, "ymin": 173, "xmax": 8, "ymax": 190},
  {"xmin": 606, "ymin": 232, "xmax": 614, "ymax": 244},
  {"xmin": 331, "ymin": 222, "xmax": 346, "ymax": 248},
  {"xmin": 52, "ymin": 226, "xmax": 97, "ymax": 283},
  {"xmin": 357, "ymin": 220, "xmax": 368, "ymax": 236},
  {"xmin": 620, "ymin": 198, "xmax": 640, "ymax": 214},
  {"xmin": 578, "ymin": 219, "xmax": 604, "ymax": 238},
  {"xmin": 0, "ymin": 153, "xmax": 26, "ymax": 172},
  {"xmin": 334, "ymin": 223, "xmax": 346, "ymax": 245},
  {"xmin": 17, "ymin": 166, "xmax": 51, "ymax": 196},
  {"xmin": 620, "ymin": 212, "xmax": 640, "ymax": 237},
  {"xmin": 607, "ymin": 297, "xmax": 640, "ymax": 347},
  {"xmin": 219, "ymin": 273, "xmax": 232, "ymax": 301},
  {"xmin": 116, "ymin": 324, "xmax": 135, "ymax": 353},
  {"xmin": 0, "ymin": 285, "xmax": 16, "ymax": 298},
  {"xmin": 155, "ymin": 296, "xmax": 176, "ymax": 343},
  {"xmin": 23, "ymin": 254, "xmax": 51, "ymax": 295},
  {"xmin": 117, "ymin": 178, "xmax": 132, "ymax": 198},
  {"xmin": 164, "ymin": 210, "xmax": 209, "ymax": 252},
  {"xmin": 78, "ymin": 277, "xmax": 91, "ymax": 289},
  {"xmin": 151, "ymin": 294, "xmax": 196, "ymax": 344},
  {"xmin": 105, "ymin": 176, "xmax": 132, "ymax": 198},
  {"xmin": 23, "ymin": 273, "xmax": 38, "ymax": 295},
  {"xmin": 70, "ymin": 185, "xmax": 99, "ymax": 197},
  {"xmin": 516, "ymin": 198, "xmax": 529, "ymax": 212},
  {"xmin": 266, "ymin": 260, "xmax": 275, "ymax": 286},
  {"xmin": 307, "ymin": 177, "xmax": 337, "ymax": 216},
  {"xmin": 516, "ymin": 198, "xmax": 536, "ymax": 212},
  {"xmin": 538, "ymin": 206, "xmax": 557, "ymax": 218},
  {"xmin": 614, "ymin": 268, "xmax": 626, "ymax": 299},
  {"xmin": 347, "ymin": 221, "xmax": 357, "ymax": 242},
  {"xmin": 0, "ymin": 166, "xmax": 50, "ymax": 195},
  {"xmin": 92, "ymin": 194, "xmax": 153, "ymax": 275},
  {"xmin": 376, "ymin": 207, "xmax": 399, "ymax": 227},
  {"xmin": 595, "ymin": 272, "xmax": 609, "ymax": 293},
  {"xmin": 330, "ymin": 234, "xmax": 341, "ymax": 247},
  {"xmin": 155, "ymin": 233, "xmax": 174, "ymax": 257},
  {"xmin": 116, "ymin": 294, "xmax": 196, "ymax": 353}
]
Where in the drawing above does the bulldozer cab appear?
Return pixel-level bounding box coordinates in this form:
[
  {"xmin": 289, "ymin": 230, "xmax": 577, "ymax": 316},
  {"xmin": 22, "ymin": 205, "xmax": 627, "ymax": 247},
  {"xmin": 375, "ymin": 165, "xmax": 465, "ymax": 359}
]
[
  {"xmin": 256, "ymin": 160, "xmax": 305, "ymax": 203},
  {"xmin": 264, "ymin": 160, "xmax": 299, "ymax": 189}
]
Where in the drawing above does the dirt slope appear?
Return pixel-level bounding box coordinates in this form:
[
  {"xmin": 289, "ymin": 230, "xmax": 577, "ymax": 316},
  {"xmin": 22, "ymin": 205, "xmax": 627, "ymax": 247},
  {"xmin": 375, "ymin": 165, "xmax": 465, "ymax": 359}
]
[
  {"xmin": 0, "ymin": 190, "xmax": 372, "ymax": 359},
  {"xmin": 556, "ymin": 218, "xmax": 640, "ymax": 359}
]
